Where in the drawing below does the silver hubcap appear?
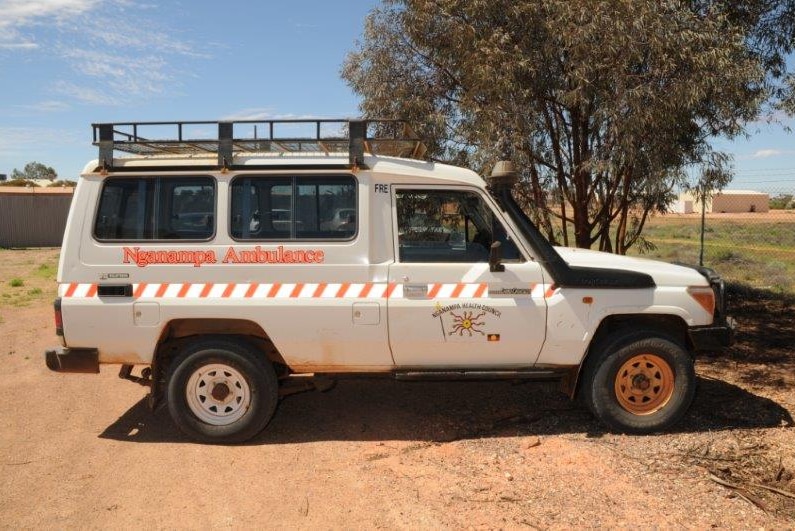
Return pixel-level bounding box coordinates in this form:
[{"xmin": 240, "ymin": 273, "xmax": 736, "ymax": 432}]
[{"xmin": 186, "ymin": 363, "xmax": 251, "ymax": 425}]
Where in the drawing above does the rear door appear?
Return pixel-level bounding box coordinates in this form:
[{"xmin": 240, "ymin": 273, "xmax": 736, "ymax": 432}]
[{"xmin": 387, "ymin": 186, "xmax": 549, "ymax": 368}]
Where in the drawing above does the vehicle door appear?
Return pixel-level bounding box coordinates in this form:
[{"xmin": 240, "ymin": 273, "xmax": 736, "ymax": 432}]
[{"xmin": 387, "ymin": 186, "xmax": 549, "ymax": 368}]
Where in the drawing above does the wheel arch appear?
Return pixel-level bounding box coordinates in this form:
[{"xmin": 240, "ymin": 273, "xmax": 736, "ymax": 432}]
[
  {"xmin": 149, "ymin": 318, "xmax": 288, "ymax": 409},
  {"xmin": 564, "ymin": 313, "xmax": 689, "ymax": 399}
]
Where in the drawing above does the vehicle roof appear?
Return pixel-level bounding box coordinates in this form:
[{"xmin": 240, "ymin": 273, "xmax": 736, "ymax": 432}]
[{"xmin": 80, "ymin": 154, "xmax": 486, "ymax": 187}]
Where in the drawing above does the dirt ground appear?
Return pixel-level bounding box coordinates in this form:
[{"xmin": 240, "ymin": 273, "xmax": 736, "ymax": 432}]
[{"xmin": 1, "ymin": 249, "xmax": 793, "ymax": 528}]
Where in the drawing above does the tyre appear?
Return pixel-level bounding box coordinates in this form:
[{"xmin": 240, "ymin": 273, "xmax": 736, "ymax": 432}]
[
  {"xmin": 166, "ymin": 337, "xmax": 278, "ymax": 443},
  {"xmin": 581, "ymin": 332, "xmax": 696, "ymax": 434}
]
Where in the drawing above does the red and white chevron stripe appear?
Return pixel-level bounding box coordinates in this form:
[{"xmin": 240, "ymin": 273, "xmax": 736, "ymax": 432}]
[{"xmin": 58, "ymin": 282, "xmax": 560, "ymax": 300}]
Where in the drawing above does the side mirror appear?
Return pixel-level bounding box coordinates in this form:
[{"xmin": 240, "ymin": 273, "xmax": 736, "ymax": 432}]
[{"xmin": 489, "ymin": 241, "xmax": 505, "ymax": 272}]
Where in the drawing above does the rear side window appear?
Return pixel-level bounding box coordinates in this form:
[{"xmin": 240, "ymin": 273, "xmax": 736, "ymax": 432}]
[
  {"xmin": 94, "ymin": 177, "xmax": 215, "ymax": 241},
  {"xmin": 230, "ymin": 176, "xmax": 356, "ymax": 240}
]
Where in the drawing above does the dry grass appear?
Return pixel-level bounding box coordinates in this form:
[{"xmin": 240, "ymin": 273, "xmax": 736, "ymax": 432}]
[{"xmin": 0, "ymin": 248, "xmax": 59, "ymax": 308}]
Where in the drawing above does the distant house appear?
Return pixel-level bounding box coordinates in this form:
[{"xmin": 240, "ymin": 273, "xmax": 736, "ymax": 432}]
[
  {"xmin": 674, "ymin": 190, "xmax": 770, "ymax": 213},
  {"xmin": 711, "ymin": 190, "xmax": 769, "ymax": 213},
  {"xmin": 672, "ymin": 196, "xmax": 695, "ymax": 214}
]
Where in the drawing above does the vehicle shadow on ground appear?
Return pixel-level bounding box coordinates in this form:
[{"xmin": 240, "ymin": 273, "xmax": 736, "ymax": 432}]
[
  {"xmin": 705, "ymin": 283, "xmax": 795, "ymax": 389},
  {"xmin": 99, "ymin": 375, "xmax": 793, "ymax": 445}
]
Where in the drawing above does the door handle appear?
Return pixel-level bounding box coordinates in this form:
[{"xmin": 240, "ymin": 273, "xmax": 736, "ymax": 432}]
[
  {"xmin": 97, "ymin": 284, "xmax": 133, "ymax": 297},
  {"xmin": 403, "ymin": 284, "xmax": 428, "ymax": 298}
]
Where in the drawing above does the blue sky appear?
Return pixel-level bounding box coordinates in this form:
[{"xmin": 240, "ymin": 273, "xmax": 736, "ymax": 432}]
[{"xmin": 0, "ymin": 0, "xmax": 793, "ymax": 195}]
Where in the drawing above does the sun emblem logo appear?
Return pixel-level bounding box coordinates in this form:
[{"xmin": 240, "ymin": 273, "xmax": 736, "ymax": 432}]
[{"xmin": 448, "ymin": 310, "xmax": 486, "ymax": 336}]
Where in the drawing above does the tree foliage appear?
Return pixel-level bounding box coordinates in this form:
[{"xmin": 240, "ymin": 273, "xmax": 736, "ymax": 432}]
[
  {"xmin": 11, "ymin": 162, "xmax": 58, "ymax": 182},
  {"xmin": 342, "ymin": 0, "xmax": 794, "ymax": 252},
  {"xmin": 769, "ymin": 194, "xmax": 794, "ymax": 209}
]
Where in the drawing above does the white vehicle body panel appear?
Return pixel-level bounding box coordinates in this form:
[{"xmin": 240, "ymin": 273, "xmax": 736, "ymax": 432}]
[{"xmin": 58, "ymin": 153, "xmax": 717, "ymax": 371}]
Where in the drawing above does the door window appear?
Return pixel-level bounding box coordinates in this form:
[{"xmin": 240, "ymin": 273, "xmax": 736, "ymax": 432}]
[{"xmin": 395, "ymin": 189, "xmax": 523, "ymax": 263}]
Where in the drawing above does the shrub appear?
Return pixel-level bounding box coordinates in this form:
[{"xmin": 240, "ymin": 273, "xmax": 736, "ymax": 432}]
[
  {"xmin": 0, "ymin": 179, "xmax": 37, "ymax": 187},
  {"xmin": 713, "ymin": 249, "xmax": 748, "ymax": 264}
]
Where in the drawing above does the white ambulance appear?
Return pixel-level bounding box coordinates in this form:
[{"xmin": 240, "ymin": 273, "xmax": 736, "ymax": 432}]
[{"xmin": 45, "ymin": 119, "xmax": 734, "ymax": 443}]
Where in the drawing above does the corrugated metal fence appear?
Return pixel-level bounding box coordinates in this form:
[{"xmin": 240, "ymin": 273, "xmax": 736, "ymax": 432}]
[{"xmin": 0, "ymin": 190, "xmax": 73, "ymax": 247}]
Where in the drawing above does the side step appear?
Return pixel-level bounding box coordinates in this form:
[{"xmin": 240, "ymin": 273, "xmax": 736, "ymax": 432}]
[{"xmin": 394, "ymin": 369, "xmax": 561, "ymax": 381}]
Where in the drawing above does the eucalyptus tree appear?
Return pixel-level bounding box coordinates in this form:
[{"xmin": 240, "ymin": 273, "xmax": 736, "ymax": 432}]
[
  {"xmin": 343, "ymin": 0, "xmax": 793, "ymax": 252},
  {"xmin": 11, "ymin": 162, "xmax": 58, "ymax": 182}
]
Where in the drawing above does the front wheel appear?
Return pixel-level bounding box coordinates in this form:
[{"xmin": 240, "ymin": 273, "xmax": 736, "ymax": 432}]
[
  {"xmin": 581, "ymin": 333, "xmax": 696, "ymax": 434},
  {"xmin": 166, "ymin": 338, "xmax": 278, "ymax": 443}
]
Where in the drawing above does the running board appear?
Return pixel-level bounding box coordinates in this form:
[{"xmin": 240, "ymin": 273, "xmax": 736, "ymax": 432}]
[{"xmin": 394, "ymin": 369, "xmax": 561, "ymax": 381}]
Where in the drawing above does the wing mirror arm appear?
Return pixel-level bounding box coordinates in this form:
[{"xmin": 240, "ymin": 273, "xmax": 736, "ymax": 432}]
[{"xmin": 489, "ymin": 241, "xmax": 505, "ymax": 272}]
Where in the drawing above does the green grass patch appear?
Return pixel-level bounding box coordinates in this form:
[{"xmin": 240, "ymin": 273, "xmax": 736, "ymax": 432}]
[
  {"xmin": 0, "ymin": 249, "xmax": 60, "ymax": 308},
  {"xmin": 33, "ymin": 263, "xmax": 57, "ymax": 280},
  {"xmin": 614, "ymin": 217, "xmax": 795, "ymax": 294}
]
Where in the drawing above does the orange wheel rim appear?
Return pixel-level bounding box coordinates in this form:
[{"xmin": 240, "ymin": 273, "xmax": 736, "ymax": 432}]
[{"xmin": 614, "ymin": 354, "xmax": 675, "ymax": 415}]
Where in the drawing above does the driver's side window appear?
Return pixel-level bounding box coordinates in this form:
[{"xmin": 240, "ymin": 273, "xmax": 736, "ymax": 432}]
[{"xmin": 395, "ymin": 189, "xmax": 523, "ymax": 263}]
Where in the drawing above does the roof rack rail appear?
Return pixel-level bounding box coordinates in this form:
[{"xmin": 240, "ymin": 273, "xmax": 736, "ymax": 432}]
[{"xmin": 91, "ymin": 119, "xmax": 427, "ymax": 172}]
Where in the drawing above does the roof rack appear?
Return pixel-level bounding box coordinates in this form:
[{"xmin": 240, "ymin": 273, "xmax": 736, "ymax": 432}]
[{"xmin": 91, "ymin": 119, "xmax": 427, "ymax": 172}]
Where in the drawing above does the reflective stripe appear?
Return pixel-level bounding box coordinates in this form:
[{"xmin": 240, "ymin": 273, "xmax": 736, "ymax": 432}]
[
  {"xmin": 58, "ymin": 282, "xmax": 559, "ymax": 299},
  {"xmin": 155, "ymin": 283, "xmax": 169, "ymax": 298}
]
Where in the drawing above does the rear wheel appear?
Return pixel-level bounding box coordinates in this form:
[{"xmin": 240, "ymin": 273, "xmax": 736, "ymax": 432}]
[
  {"xmin": 166, "ymin": 337, "xmax": 278, "ymax": 443},
  {"xmin": 581, "ymin": 332, "xmax": 695, "ymax": 433}
]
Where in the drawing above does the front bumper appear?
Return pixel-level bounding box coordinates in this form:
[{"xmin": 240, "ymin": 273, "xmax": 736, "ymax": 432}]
[
  {"xmin": 685, "ymin": 265, "xmax": 737, "ymax": 351},
  {"xmin": 688, "ymin": 316, "xmax": 736, "ymax": 351},
  {"xmin": 45, "ymin": 347, "xmax": 100, "ymax": 374}
]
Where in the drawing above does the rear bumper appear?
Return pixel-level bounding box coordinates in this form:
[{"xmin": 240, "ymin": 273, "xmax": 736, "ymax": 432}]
[
  {"xmin": 45, "ymin": 347, "xmax": 100, "ymax": 374},
  {"xmin": 688, "ymin": 317, "xmax": 736, "ymax": 352}
]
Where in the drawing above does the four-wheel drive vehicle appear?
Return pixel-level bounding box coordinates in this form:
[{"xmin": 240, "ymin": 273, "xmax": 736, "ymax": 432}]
[{"xmin": 45, "ymin": 119, "xmax": 735, "ymax": 443}]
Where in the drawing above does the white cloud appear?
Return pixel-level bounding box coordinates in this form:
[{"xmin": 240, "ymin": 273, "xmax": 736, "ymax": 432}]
[
  {"xmin": 222, "ymin": 108, "xmax": 279, "ymax": 121},
  {"xmin": 0, "ymin": 0, "xmax": 98, "ymax": 29},
  {"xmin": 0, "ymin": 0, "xmax": 209, "ymax": 106},
  {"xmin": 221, "ymin": 109, "xmax": 341, "ymax": 121},
  {"xmin": 14, "ymin": 100, "xmax": 71, "ymax": 112},
  {"xmin": 0, "ymin": 41, "xmax": 38, "ymax": 50},
  {"xmin": 0, "ymin": 0, "xmax": 96, "ymax": 48},
  {"xmin": 55, "ymin": 48, "xmax": 170, "ymax": 104},
  {"xmin": 752, "ymin": 149, "xmax": 783, "ymax": 159},
  {"xmin": 750, "ymin": 148, "xmax": 795, "ymax": 159},
  {"xmin": 0, "ymin": 126, "xmax": 81, "ymax": 152},
  {"xmin": 53, "ymin": 81, "xmax": 121, "ymax": 106},
  {"xmin": 81, "ymin": 19, "xmax": 210, "ymax": 59}
]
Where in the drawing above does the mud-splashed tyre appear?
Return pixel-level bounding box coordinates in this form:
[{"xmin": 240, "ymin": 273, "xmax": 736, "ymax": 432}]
[
  {"xmin": 167, "ymin": 337, "xmax": 278, "ymax": 444},
  {"xmin": 581, "ymin": 332, "xmax": 696, "ymax": 434}
]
